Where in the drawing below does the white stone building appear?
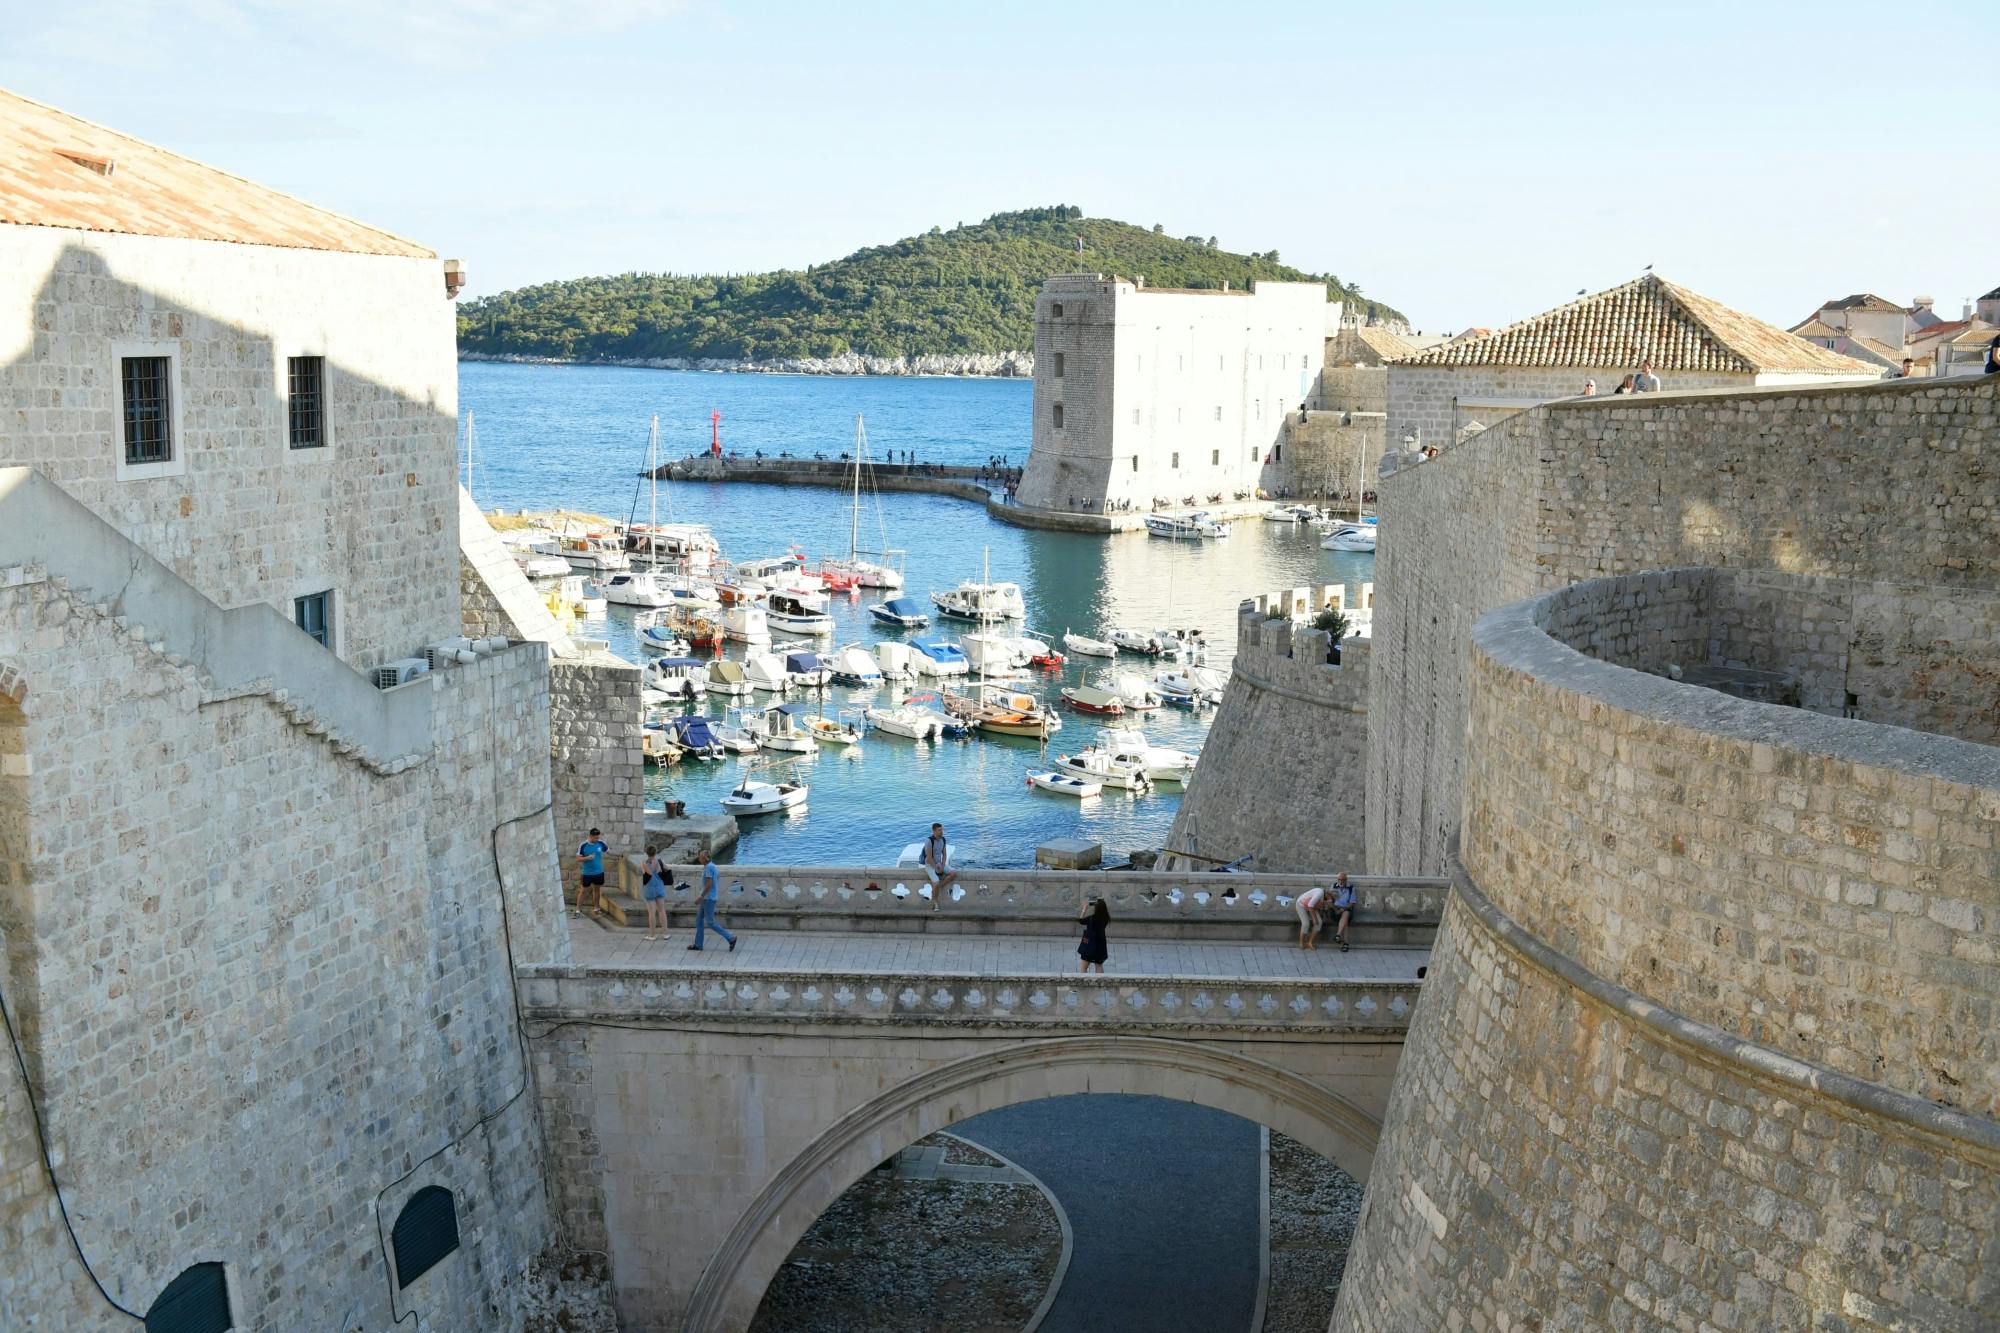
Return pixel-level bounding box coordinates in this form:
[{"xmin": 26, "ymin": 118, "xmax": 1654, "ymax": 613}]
[
  {"xmin": 1019, "ymin": 274, "xmax": 1339, "ymax": 515},
  {"xmin": 0, "ymin": 88, "xmax": 587, "ymax": 1329},
  {"xmin": 1385, "ymin": 274, "xmax": 1880, "ymax": 448}
]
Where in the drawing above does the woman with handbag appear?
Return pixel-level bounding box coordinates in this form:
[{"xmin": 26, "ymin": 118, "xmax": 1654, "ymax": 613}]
[{"xmin": 640, "ymin": 845, "xmax": 672, "ymax": 941}]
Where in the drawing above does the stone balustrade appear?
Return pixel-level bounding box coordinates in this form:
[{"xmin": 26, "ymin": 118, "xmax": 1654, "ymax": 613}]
[{"xmin": 519, "ymin": 966, "xmax": 1421, "ymax": 1036}]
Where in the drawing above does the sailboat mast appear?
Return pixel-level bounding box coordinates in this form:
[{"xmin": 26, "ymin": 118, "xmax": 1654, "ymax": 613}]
[
  {"xmin": 649, "ymin": 414, "xmax": 660, "ymax": 542},
  {"xmin": 850, "ymin": 414, "xmax": 863, "ymax": 563}
]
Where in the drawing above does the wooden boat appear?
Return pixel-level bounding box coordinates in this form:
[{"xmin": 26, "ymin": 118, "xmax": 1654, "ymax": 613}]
[{"xmin": 946, "ymin": 686, "xmax": 1062, "ymax": 740}]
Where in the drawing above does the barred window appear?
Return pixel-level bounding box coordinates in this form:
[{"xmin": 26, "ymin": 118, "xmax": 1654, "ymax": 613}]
[
  {"xmin": 288, "ymin": 356, "xmax": 326, "ymax": 448},
  {"xmin": 145, "ymin": 1262, "xmax": 231, "ymax": 1333},
  {"xmin": 392, "ymin": 1186, "xmax": 461, "ymax": 1288},
  {"xmin": 122, "ymin": 356, "xmax": 173, "ymax": 465}
]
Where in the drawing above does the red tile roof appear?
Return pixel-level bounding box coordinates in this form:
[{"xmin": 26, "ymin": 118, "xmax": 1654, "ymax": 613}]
[
  {"xmin": 1390, "ymin": 274, "xmax": 1876, "ymax": 376},
  {"xmin": 0, "ymin": 87, "xmax": 433, "ymax": 258}
]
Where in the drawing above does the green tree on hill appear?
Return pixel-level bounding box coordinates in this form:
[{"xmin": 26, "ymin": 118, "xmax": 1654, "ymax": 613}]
[{"xmin": 457, "ymin": 207, "xmax": 1404, "ymax": 363}]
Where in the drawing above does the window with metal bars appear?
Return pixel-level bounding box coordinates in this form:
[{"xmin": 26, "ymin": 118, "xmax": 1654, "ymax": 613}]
[
  {"xmin": 392, "ymin": 1186, "xmax": 460, "ymax": 1288},
  {"xmin": 145, "ymin": 1262, "xmax": 232, "ymax": 1333},
  {"xmin": 121, "ymin": 356, "xmax": 173, "ymax": 465},
  {"xmin": 287, "ymin": 356, "xmax": 326, "ymax": 448}
]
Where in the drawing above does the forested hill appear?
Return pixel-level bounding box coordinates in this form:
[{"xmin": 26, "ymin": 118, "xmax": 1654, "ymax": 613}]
[{"xmin": 456, "ymin": 206, "xmax": 1404, "ymax": 363}]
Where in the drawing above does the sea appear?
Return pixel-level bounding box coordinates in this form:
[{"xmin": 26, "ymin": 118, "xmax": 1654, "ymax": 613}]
[{"xmin": 460, "ymin": 362, "xmax": 1372, "ymax": 867}]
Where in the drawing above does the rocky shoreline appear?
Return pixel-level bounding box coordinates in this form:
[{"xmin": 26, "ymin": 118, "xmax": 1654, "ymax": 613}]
[{"xmin": 459, "ymin": 349, "xmax": 1033, "ymax": 378}]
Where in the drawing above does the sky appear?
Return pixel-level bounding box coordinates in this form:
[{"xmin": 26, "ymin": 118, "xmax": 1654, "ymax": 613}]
[{"xmin": 5, "ymin": 0, "xmax": 1995, "ymax": 334}]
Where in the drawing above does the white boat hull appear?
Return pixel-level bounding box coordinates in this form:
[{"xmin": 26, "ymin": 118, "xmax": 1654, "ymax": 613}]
[{"xmin": 1027, "ymin": 769, "xmax": 1101, "ymax": 798}]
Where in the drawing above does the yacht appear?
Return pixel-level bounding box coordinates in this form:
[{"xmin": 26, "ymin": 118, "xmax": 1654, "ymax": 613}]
[
  {"xmin": 559, "ymin": 531, "xmax": 630, "ymax": 573},
  {"xmin": 723, "ymin": 603, "xmax": 770, "ymax": 644},
  {"xmin": 766, "ymin": 590, "xmax": 836, "ymax": 637},
  {"xmin": 873, "ymin": 641, "xmax": 919, "ymax": 682},
  {"xmin": 829, "ymin": 644, "xmax": 884, "ymax": 687},
  {"xmin": 930, "ymin": 580, "xmax": 1027, "ymax": 622},
  {"xmin": 1062, "ymin": 629, "xmax": 1117, "ymax": 659},
  {"xmin": 1320, "ymin": 522, "xmax": 1378, "ymax": 553},
  {"xmin": 720, "ymin": 778, "xmax": 808, "ymax": 815},
  {"xmin": 624, "ymin": 521, "xmax": 719, "ymax": 573},
  {"xmin": 1053, "ymin": 747, "xmax": 1152, "ymax": 790},
  {"xmin": 644, "ymin": 656, "xmax": 708, "ymax": 701},
  {"xmin": 744, "ymin": 651, "xmax": 791, "ymax": 694},
  {"xmin": 1144, "ymin": 511, "xmax": 1230, "ymax": 541},
  {"xmin": 1099, "ymin": 728, "xmax": 1200, "ymax": 783},
  {"xmin": 782, "ymin": 650, "xmax": 833, "ymax": 689},
  {"xmin": 910, "ymin": 638, "xmax": 971, "ymax": 677},
  {"xmin": 868, "ymin": 596, "xmax": 931, "ymax": 628},
  {"xmin": 706, "ymin": 659, "xmax": 755, "ymax": 699}
]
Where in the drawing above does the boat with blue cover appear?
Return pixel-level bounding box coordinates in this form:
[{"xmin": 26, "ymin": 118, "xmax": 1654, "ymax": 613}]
[{"xmin": 869, "ymin": 596, "xmax": 931, "ymax": 628}]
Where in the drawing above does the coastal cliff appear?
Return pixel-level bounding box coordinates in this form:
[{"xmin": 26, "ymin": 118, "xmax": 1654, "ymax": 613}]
[{"xmin": 458, "ymin": 349, "xmax": 1033, "ymax": 378}]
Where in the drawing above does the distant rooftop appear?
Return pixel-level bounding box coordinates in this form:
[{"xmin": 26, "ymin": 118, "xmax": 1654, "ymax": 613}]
[
  {"xmin": 1390, "ymin": 274, "xmax": 1877, "ymax": 376},
  {"xmin": 0, "ymin": 86, "xmax": 434, "ymax": 258},
  {"xmin": 1819, "ymin": 292, "xmax": 1904, "ymax": 313}
]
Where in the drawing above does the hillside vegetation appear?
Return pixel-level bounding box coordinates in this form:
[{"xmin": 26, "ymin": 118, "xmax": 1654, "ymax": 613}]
[{"xmin": 457, "ymin": 206, "xmax": 1403, "ymax": 363}]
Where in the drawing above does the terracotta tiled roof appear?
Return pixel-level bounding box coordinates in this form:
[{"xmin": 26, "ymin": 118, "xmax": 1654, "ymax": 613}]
[
  {"xmin": 1389, "ymin": 274, "xmax": 1877, "ymax": 376},
  {"xmin": 0, "ymin": 87, "xmax": 432, "ymax": 258},
  {"xmin": 1789, "ymin": 317, "xmax": 1840, "ymax": 338},
  {"xmin": 1820, "ymin": 292, "xmax": 1903, "ymax": 313},
  {"xmin": 1907, "ymin": 319, "xmax": 1977, "ymax": 349},
  {"xmin": 1325, "ymin": 324, "xmax": 1418, "ymax": 365}
]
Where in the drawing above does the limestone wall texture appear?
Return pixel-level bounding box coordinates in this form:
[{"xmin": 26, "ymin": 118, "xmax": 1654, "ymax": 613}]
[
  {"xmin": 0, "ymin": 229, "xmax": 460, "ymax": 670},
  {"xmin": 551, "ymin": 653, "xmax": 645, "ymax": 896},
  {"xmin": 1336, "ymin": 574, "xmax": 2000, "ymax": 1329},
  {"xmin": 1385, "ymin": 364, "xmax": 1750, "ymax": 449},
  {"xmin": 1367, "ymin": 375, "xmax": 2000, "ymax": 875},
  {"xmin": 1164, "ymin": 586, "xmax": 1369, "ymax": 872},
  {"xmin": 0, "ymin": 565, "xmax": 567, "ymax": 1327}
]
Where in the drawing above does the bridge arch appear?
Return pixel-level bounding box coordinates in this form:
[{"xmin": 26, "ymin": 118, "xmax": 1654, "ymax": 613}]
[{"xmin": 681, "ymin": 1035, "xmax": 1383, "ymax": 1332}]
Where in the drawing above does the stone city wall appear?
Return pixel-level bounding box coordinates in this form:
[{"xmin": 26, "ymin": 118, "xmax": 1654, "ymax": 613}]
[
  {"xmin": 0, "ymin": 565, "xmax": 567, "ymax": 1327},
  {"xmin": 1166, "ymin": 585, "xmax": 1371, "ymax": 873},
  {"xmin": 1384, "ymin": 363, "xmax": 1749, "ymax": 450},
  {"xmin": 551, "ymin": 653, "xmax": 646, "ymax": 899},
  {"xmin": 1335, "ymin": 573, "xmax": 2000, "ymax": 1329},
  {"xmin": 1368, "ymin": 374, "xmax": 2000, "ymax": 875}
]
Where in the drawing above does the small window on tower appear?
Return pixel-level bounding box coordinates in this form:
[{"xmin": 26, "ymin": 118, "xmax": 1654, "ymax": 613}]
[
  {"xmin": 1213, "ymin": 406, "xmax": 1222, "ymax": 422},
  {"xmin": 1132, "ymin": 408, "xmax": 1140, "ymax": 425},
  {"xmin": 1131, "ymin": 457, "xmax": 1139, "ymax": 473},
  {"xmin": 1052, "ymin": 303, "xmax": 1064, "ymax": 318},
  {"xmin": 1211, "ymin": 449, "xmax": 1219, "ymax": 465},
  {"xmin": 1052, "ymin": 352, "xmax": 1065, "ymax": 378},
  {"xmin": 1251, "ymin": 448, "xmax": 1260, "ymax": 463},
  {"xmin": 1052, "ymin": 404, "xmax": 1064, "ymax": 429},
  {"xmin": 1171, "ymin": 451, "xmax": 1180, "ymax": 469}
]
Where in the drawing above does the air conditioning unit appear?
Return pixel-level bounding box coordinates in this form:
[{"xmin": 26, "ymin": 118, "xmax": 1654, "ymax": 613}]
[
  {"xmin": 423, "ymin": 638, "xmax": 474, "ymax": 670},
  {"xmin": 373, "ymin": 658, "xmax": 430, "ymax": 690}
]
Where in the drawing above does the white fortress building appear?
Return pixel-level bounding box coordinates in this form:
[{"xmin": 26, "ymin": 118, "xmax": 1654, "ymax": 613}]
[{"xmin": 1018, "ymin": 275, "xmax": 1340, "ymax": 518}]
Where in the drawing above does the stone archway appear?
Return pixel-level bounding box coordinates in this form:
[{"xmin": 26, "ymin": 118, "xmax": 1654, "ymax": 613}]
[{"xmin": 682, "ymin": 1035, "xmax": 1383, "ymax": 1332}]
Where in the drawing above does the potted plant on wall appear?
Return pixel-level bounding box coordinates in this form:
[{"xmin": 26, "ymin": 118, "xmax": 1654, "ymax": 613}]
[{"xmin": 1314, "ymin": 607, "xmax": 1350, "ymax": 664}]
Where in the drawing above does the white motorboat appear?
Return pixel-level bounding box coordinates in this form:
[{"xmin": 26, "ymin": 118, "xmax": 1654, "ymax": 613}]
[
  {"xmin": 661, "ymin": 576, "xmax": 722, "ymax": 607},
  {"xmin": 558, "ymin": 530, "xmax": 631, "ymax": 573},
  {"xmin": 601, "ymin": 570, "xmax": 675, "ymax": 609},
  {"xmin": 735, "ymin": 551, "xmax": 807, "ymax": 584},
  {"xmin": 1156, "ymin": 628, "xmax": 1212, "ymax": 666},
  {"xmin": 1100, "ymin": 728, "xmax": 1200, "ymax": 783},
  {"xmin": 667, "ymin": 714, "xmax": 727, "ymax": 761},
  {"xmin": 766, "ymin": 591, "xmax": 836, "ymax": 636},
  {"xmin": 1097, "ymin": 669, "xmax": 1163, "ymax": 712},
  {"xmin": 864, "ymin": 702, "xmax": 950, "ymax": 740},
  {"xmin": 723, "ymin": 603, "xmax": 770, "ymax": 644},
  {"xmin": 720, "ymin": 778, "xmax": 808, "ymax": 815},
  {"xmin": 1026, "ymin": 769, "xmax": 1101, "ymax": 799},
  {"xmin": 931, "ymin": 580, "xmax": 1027, "ymax": 622},
  {"xmin": 744, "ymin": 651, "xmax": 792, "ymax": 694},
  {"xmin": 743, "ymin": 704, "xmax": 818, "ymax": 753},
  {"xmin": 1321, "ymin": 523, "xmax": 1378, "ymax": 553},
  {"xmin": 1062, "ymin": 629, "xmax": 1117, "ymax": 659},
  {"xmin": 873, "ymin": 641, "xmax": 919, "ymax": 681},
  {"xmin": 1155, "ymin": 664, "xmax": 1227, "ymax": 707},
  {"xmin": 1108, "ymin": 626, "xmax": 1164, "ymax": 656},
  {"xmin": 501, "ymin": 531, "xmax": 573, "ymax": 580},
  {"xmin": 910, "ymin": 638, "xmax": 971, "ymax": 677},
  {"xmin": 706, "ymin": 659, "xmax": 754, "ymax": 698},
  {"xmin": 1053, "ymin": 748, "xmax": 1152, "ymax": 790},
  {"xmin": 1262, "ymin": 504, "xmax": 1313, "ymax": 523},
  {"xmin": 964, "ymin": 631, "xmax": 1029, "ymax": 677},
  {"xmin": 782, "ymin": 650, "xmax": 833, "ymax": 689},
  {"xmin": 709, "ymin": 719, "xmax": 761, "ymax": 754},
  {"xmin": 804, "ymin": 711, "xmax": 863, "ymax": 746},
  {"xmin": 644, "ymin": 656, "xmax": 708, "ymax": 701},
  {"xmin": 638, "ymin": 624, "xmax": 690, "ymax": 655},
  {"xmin": 869, "ymin": 596, "xmax": 930, "ymax": 628},
  {"xmin": 1144, "ymin": 511, "xmax": 1230, "ymax": 541},
  {"xmin": 829, "ymin": 644, "xmax": 884, "ymax": 687}
]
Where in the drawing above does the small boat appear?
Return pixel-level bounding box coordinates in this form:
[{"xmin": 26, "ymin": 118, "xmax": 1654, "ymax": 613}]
[
  {"xmin": 1097, "ymin": 669, "xmax": 1163, "ymax": 712},
  {"xmin": 1018, "ymin": 630, "xmax": 1064, "ymax": 669},
  {"xmin": 1262, "ymin": 504, "xmax": 1321, "ymax": 524},
  {"xmin": 931, "ymin": 580, "xmax": 1027, "ymax": 622},
  {"xmin": 1060, "ymin": 684, "xmax": 1126, "ymax": 716},
  {"xmin": 1100, "ymin": 728, "xmax": 1200, "ymax": 783},
  {"xmin": 1144, "ymin": 511, "xmax": 1229, "ymax": 541},
  {"xmin": 601, "ymin": 571, "xmax": 675, "ymax": 609},
  {"xmin": 645, "ymin": 656, "xmax": 708, "ymax": 701},
  {"xmin": 638, "ymin": 624, "xmax": 691, "ymax": 655},
  {"xmin": 757, "ymin": 704, "xmax": 820, "ymax": 753},
  {"xmin": 1062, "ymin": 629, "xmax": 1117, "ymax": 659},
  {"xmin": 874, "ymin": 641, "xmax": 919, "ymax": 682},
  {"xmin": 559, "ymin": 531, "xmax": 631, "ymax": 572},
  {"xmin": 829, "ymin": 644, "xmax": 884, "ymax": 687},
  {"xmin": 1107, "ymin": 626, "xmax": 1163, "ymax": 656},
  {"xmin": 668, "ymin": 714, "xmax": 726, "ymax": 761},
  {"xmin": 661, "ymin": 576, "xmax": 722, "ymax": 607},
  {"xmin": 641, "ymin": 723, "xmax": 683, "ymax": 766},
  {"xmin": 910, "ymin": 638, "xmax": 970, "ymax": 677},
  {"xmin": 766, "ymin": 590, "xmax": 836, "ymax": 636},
  {"xmin": 946, "ymin": 685, "xmax": 1062, "ymax": 739},
  {"xmin": 805, "ymin": 711, "xmax": 863, "ymax": 746},
  {"xmin": 560, "ymin": 575, "xmax": 606, "ymax": 619},
  {"xmin": 672, "ymin": 610, "xmax": 725, "ymax": 656},
  {"xmin": 964, "ymin": 631, "xmax": 1028, "ymax": 678},
  {"xmin": 723, "ymin": 603, "xmax": 770, "ymax": 644},
  {"xmin": 720, "ymin": 779, "xmax": 808, "ymax": 815},
  {"xmin": 869, "ymin": 596, "xmax": 931, "ymax": 628},
  {"xmin": 1157, "ymin": 629, "xmax": 1212, "ymax": 666},
  {"xmin": 1053, "ymin": 748, "xmax": 1151, "ymax": 790},
  {"xmin": 735, "ymin": 551, "xmax": 807, "ymax": 584},
  {"xmin": 1155, "ymin": 664, "xmax": 1227, "ymax": 707},
  {"xmin": 1026, "ymin": 769, "xmax": 1101, "ymax": 799},
  {"xmin": 783, "ymin": 650, "xmax": 833, "ymax": 689},
  {"xmin": 706, "ymin": 659, "xmax": 755, "ymax": 698},
  {"xmin": 501, "ymin": 531, "xmax": 573, "ymax": 580},
  {"xmin": 1320, "ymin": 523, "xmax": 1378, "ymax": 553},
  {"xmin": 744, "ymin": 651, "xmax": 791, "ymax": 694},
  {"xmin": 864, "ymin": 702, "xmax": 950, "ymax": 740},
  {"xmin": 709, "ymin": 718, "xmax": 761, "ymax": 754}
]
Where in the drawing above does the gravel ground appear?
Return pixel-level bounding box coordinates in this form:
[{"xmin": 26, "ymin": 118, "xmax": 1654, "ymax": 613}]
[
  {"xmin": 1262, "ymin": 1131, "xmax": 1365, "ymax": 1333},
  {"xmin": 750, "ymin": 1134, "xmax": 1061, "ymax": 1332},
  {"xmin": 940, "ymin": 1133, "xmax": 1004, "ymax": 1167}
]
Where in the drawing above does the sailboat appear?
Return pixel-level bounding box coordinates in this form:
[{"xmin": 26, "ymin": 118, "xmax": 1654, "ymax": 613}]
[
  {"xmin": 1321, "ymin": 433, "xmax": 1378, "ymax": 553},
  {"xmin": 820, "ymin": 415, "xmax": 907, "ymax": 589},
  {"xmin": 605, "ymin": 417, "xmax": 678, "ymax": 606}
]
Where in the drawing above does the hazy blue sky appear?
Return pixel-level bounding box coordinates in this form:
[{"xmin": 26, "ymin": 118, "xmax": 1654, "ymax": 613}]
[{"xmin": 7, "ymin": 0, "xmax": 1995, "ymax": 332}]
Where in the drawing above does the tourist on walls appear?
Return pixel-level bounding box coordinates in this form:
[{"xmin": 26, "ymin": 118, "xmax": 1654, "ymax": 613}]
[
  {"xmin": 1985, "ymin": 335, "xmax": 2000, "ymax": 374},
  {"xmin": 640, "ymin": 844, "xmax": 672, "ymax": 941},
  {"xmin": 1634, "ymin": 361, "xmax": 1662, "ymax": 392},
  {"xmin": 575, "ymin": 826, "xmax": 608, "ymax": 917},
  {"xmin": 1077, "ymin": 895, "xmax": 1110, "ymax": 974},
  {"xmin": 1294, "ymin": 883, "xmax": 1332, "ymax": 950},
  {"xmin": 1330, "ymin": 873, "xmax": 1357, "ymax": 953},
  {"xmin": 919, "ymin": 822, "xmax": 957, "ymax": 911},
  {"xmin": 1613, "ymin": 374, "xmax": 1636, "ymax": 394},
  {"xmin": 687, "ymin": 850, "xmax": 737, "ymax": 952}
]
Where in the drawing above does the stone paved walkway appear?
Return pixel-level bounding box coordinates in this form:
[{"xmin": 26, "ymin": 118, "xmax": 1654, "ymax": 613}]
[{"xmin": 565, "ymin": 920, "xmax": 1428, "ymax": 981}]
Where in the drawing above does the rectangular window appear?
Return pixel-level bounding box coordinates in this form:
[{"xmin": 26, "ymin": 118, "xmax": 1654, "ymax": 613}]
[
  {"xmin": 1136, "ymin": 355, "xmax": 1143, "ymax": 371},
  {"xmin": 1171, "ymin": 451, "xmax": 1180, "ymax": 469},
  {"xmin": 1131, "ymin": 456, "xmax": 1139, "ymax": 472},
  {"xmin": 1177, "ymin": 355, "xmax": 1184, "ymax": 371},
  {"xmin": 1255, "ymin": 400, "xmax": 1262, "ymax": 419},
  {"xmin": 1211, "ymin": 449, "xmax": 1220, "ymax": 466},
  {"xmin": 1052, "ymin": 403, "xmax": 1064, "ymax": 429},
  {"xmin": 294, "ymin": 591, "xmax": 333, "ymax": 648},
  {"xmin": 1214, "ymin": 406, "xmax": 1223, "ymax": 422},
  {"xmin": 1251, "ymin": 448, "xmax": 1260, "ymax": 463},
  {"xmin": 1272, "ymin": 444, "xmax": 1281, "ymax": 463},
  {"xmin": 1052, "ymin": 303, "xmax": 1064, "ymax": 318},
  {"xmin": 1052, "ymin": 352, "xmax": 1065, "ymax": 378},
  {"xmin": 121, "ymin": 356, "xmax": 173, "ymax": 465},
  {"xmin": 1131, "ymin": 408, "xmax": 1141, "ymax": 425},
  {"xmin": 287, "ymin": 355, "xmax": 326, "ymax": 449}
]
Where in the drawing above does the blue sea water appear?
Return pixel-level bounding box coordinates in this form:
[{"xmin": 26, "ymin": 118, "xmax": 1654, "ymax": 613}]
[{"xmin": 459, "ymin": 362, "xmax": 1371, "ymax": 867}]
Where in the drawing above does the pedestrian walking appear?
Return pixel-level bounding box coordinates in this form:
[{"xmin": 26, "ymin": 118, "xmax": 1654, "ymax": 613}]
[
  {"xmin": 1329, "ymin": 872, "xmax": 1357, "ymax": 952},
  {"xmin": 640, "ymin": 844, "xmax": 672, "ymax": 940},
  {"xmin": 1077, "ymin": 893, "xmax": 1110, "ymax": 974},
  {"xmin": 574, "ymin": 826, "xmax": 608, "ymax": 916},
  {"xmin": 687, "ymin": 850, "xmax": 736, "ymax": 952},
  {"xmin": 919, "ymin": 822, "xmax": 957, "ymax": 911}
]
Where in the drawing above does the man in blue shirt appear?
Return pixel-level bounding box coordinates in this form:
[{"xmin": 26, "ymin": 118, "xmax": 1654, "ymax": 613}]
[
  {"xmin": 688, "ymin": 850, "xmax": 737, "ymax": 952},
  {"xmin": 574, "ymin": 827, "xmax": 608, "ymax": 916}
]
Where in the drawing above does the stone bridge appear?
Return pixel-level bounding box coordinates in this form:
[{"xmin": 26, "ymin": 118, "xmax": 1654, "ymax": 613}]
[{"xmin": 522, "ymin": 866, "xmax": 1445, "ymax": 1331}]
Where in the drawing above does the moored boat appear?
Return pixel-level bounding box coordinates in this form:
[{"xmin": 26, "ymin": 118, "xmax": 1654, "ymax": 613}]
[
  {"xmin": 644, "ymin": 656, "xmax": 708, "ymax": 701},
  {"xmin": 756, "ymin": 704, "xmax": 819, "ymax": 753},
  {"xmin": 723, "ymin": 603, "xmax": 770, "ymax": 644},
  {"xmin": 720, "ymin": 778, "xmax": 808, "ymax": 815},
  {"xmin": 1062, "ymin": 629, "xmax": 1117, "ymax": 659},
  {"xmin": 1320, "ymin": 523, "xmax": 1378, "ymax": 553},
  {"xmin": 1025, "ymin": 769, "xmax": 1101, "ymax": 798},
  {"xmin": 868, "ymin": 596, "xmax": 930, "ymax": 628},
  {"xmin": 1096, "ymin": 668, "xmax": 1163, "ymax": 712},
  {"xmin": 744, "ymin": 651, "xmax": 791, "ymax": 694},
  {"xmin": 782, "ymin": 649, "xmax": 832, "ymax": 689},
  {"xmin": 829, "ymin": 644, "xmax": 884, "ymax": 687},
  {"xmin": 1155, "ymin": 663, "xmax": 1227, "ymax": 707},
  {"xmin": 1144, "ymin": 511, "xmax": 1230, "ymax": 541},
  {"xmin": 910, "ymin": 638, "xmax": 970, "ymax": 677},
  {"xmin": 638, "ymin": 624, "xmax": 690, "ymax": 655},
  {"xmin": 1100, "ymin": 727, "xmax": 1200, "ymax": 783},
  {"xmin": 945, "ymin": 685, "xmax": 1062, "ymax": 739},
  {"xmin": 1059, "ymin": 684, "xmax": 1126, "ymax": 716},
  {"xmin": 766, "ymin": 590, "xmax": 836, "ymax": 636},
  {"xmin": 873, "ymin": 641, "xmax": 919, "ymax": 681},
  {"xmin": 805, "ymin": 711, "xmax": 863, "ymax": 746},
  {"xmin": 706, "ymin": 659, "xmax": 754, "ymax": 698},
  {"xmin": 863, "ymin": 702, "xmax": 951, "ymax": 740},
  {"xmin": 668, "ymin": 714, "xmax": 726, "ymax": 760},
  {"xmin": 1053, "ymin": 748, "xmax": 1151, "ymax": 790},
  {"xmin": 1107, "ymin": 626, "xmax": 1163, "ymax": 656}
]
